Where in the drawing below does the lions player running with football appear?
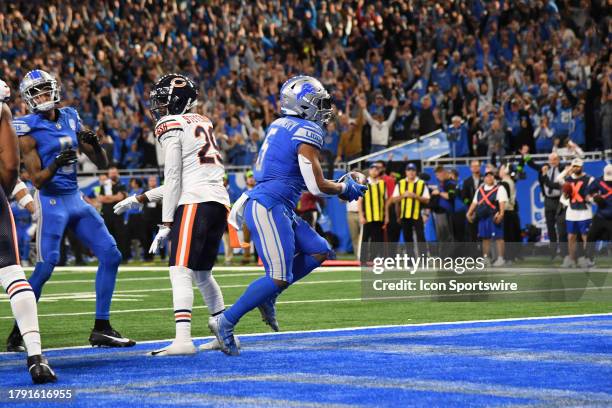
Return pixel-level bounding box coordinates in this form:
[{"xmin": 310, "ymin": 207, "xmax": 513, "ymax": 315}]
[
  {"xmin": 0, "ymin": 79, "xmax": 56, "ymax": 383},
  {"xmin": 115, "ymin": 74, "xmax": 230, "ymax": 356},
  {"xmin": 209, "ymin": 76, "xmax": 367, "ymax": 355}
]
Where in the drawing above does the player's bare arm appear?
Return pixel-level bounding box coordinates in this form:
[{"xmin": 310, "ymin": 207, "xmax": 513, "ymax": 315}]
[
  {"xmin": 298, "ymin": 143, "xmax": 344, "ymax": 195},
  {"xmin": 77, "ymin": 128, "xmax": 108, "ymax": 169},
  {"xmin": 19, "ymin": 135, "xmax": 53, "ymax": 190},
  {"xmin": 0, "ymin": 103, "xmax": 19, "ymax": 192}
]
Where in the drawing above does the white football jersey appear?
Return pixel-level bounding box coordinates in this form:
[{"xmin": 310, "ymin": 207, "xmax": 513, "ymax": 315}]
[{"xmin": 155, "ymin": 113, "xmax": 229, "ymax": 222}]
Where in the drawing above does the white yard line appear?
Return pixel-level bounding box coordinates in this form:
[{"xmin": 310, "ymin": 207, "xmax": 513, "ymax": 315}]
[{"xmin": 0, "ymin": 279, "xmax": 362, "ymax": 301}]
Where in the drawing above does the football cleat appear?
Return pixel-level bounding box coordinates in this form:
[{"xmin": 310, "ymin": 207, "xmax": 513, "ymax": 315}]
[
  {"xmin": 561, "ymin": 256, "xmax": 576, "ymax": 268},
  {"xmin": 6, "ymin": 323, "xmax": 25, "ymax": 352},
  {"xmin": 150, "ymin": 341, "xmax": 196, "ymax": 356},
  {"xmin": 492, "ymin": 258, "xmax": 505, "ymax": 267},
  {"xmin": 27, "ymin": 354, "xmax": 57, "ymax": 384},
  {"xmin": 198, "ymin": 336, "xmax": 241, "ymax": 351},
  {"xmin": 208, "ymin": 315, "xmax": 239, "ymax": 356},
  {"xmin": 89, "ymin": 328, "xmax": 136, "ymax": 348},
  {"xmin": 257, "ymin": 295, "xmax": 280, "ymax": 332}
]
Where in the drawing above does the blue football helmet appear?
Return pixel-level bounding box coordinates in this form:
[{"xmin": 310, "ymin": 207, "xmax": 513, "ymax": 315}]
[
  {"xmin": 20, "ymin": 70, "xmax": 60, "ymax": 112},
  {"xmin": 279, "ymin": 76, "xmax": 333, "ymax": 124}
]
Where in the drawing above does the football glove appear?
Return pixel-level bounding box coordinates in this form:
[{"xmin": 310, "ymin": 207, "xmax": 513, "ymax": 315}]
[
  {"xmin": 77, "ymin": 129, "xmax": 101, "ymax": 149},
  {"xmin": 149, "ymin": 225, "xmax": 171, "ymax": 254},
  {"xmin": 54, "ymin": 149, "xmax": 78, "ymax": 167},
  {"xmin": 338, "ymin": 174, "xmax": 367, "ymax": 202},
  {"xmin": 113, "ymin": 195, "xmax": 142, "ymax": 215}
]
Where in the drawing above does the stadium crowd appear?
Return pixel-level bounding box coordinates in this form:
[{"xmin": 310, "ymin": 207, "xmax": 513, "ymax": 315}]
[{"xmin": 0, "ymin": 0, "xmax": 611, "ymax": 171}]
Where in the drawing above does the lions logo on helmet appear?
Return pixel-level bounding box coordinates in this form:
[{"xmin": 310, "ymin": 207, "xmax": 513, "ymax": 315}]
[
  {"xmin": 280, "ymin": 76, "xmax": 333, "ymax": 125},
  {"xmin": 150, "ymin": 74, "xmax": 198, "ymax": 121},
  {"xmin": 20, "ymin": 70, "xmax": 61, "ymax": 113}
]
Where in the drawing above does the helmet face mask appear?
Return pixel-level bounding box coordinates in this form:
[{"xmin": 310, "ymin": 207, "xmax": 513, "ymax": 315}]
[{"xmin": 20, "ymin": 70, "xmax": 60, "ymax": 113}]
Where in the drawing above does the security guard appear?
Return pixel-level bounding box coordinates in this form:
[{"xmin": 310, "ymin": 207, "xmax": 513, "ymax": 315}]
[
  {"xmin": 386, "ymin": 163, "xmax": 430, "ymax": 246},
  {"xmin": 358, "ymin": 163, "xmax": 387, "ymax": 260}
]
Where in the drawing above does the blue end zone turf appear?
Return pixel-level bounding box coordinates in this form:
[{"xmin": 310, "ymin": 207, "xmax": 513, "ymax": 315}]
[{"xmin": 0, "ymin": 314, "xmax": 610, "ymax": 407}]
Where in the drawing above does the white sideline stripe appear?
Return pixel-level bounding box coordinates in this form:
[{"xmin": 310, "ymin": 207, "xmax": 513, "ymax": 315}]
[
  {"xmin": 0, "ymin": 297, "xmax": 367, "ymax": 319},
  {"xmin": 1, "ymin": 312, "xmax": 610, "ymax": 354},
  {"xmin": 26, "ymin": 268, "xmax": 355, "ymax": 285},
  {"xmin": 29, "ymin": 266, "xmax": 361, "ymax": 274},
  {"xmin": 0, "ymin": 279, "xmax": 362, "ymax": 300}
]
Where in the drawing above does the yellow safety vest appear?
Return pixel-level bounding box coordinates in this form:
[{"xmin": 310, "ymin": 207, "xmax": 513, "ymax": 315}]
[
  {"xmin": 363, "ymin": 180, "xmax": 386, "ymax": 222},
  {"xmin": 399, "ymin": 179, "xmax": 425, "ymax": 220}
]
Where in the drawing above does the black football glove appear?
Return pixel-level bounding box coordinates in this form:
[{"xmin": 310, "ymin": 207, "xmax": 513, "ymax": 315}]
[
  {"xmin": 77, "ymin": 129, "xmax": 101, "ymax": 149},
  {"xmin": 54, "ymin": 149, "xmax": 78, "ymax": 168}
]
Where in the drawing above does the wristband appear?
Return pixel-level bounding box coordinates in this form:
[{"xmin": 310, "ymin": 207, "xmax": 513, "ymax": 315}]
[
  {"xmin": 339, "ymin": 182, "xmax": 347, "ymax": 194},
  {"xmin": 18, "ymin": 194, "xmax": 34, "ymax": 209},
  {"xmin": 11, "ymin": 181, "xmax": 27, "ymax": 198}
]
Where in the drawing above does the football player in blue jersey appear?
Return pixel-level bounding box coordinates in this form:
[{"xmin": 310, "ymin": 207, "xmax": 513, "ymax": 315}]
[
  {"xmin": 6, "ymin": 70, "xmax": 135, "ymax": 349},
  {"xmin": 209, "ymin": 76, "xmax": 367, "ymax": 355}
]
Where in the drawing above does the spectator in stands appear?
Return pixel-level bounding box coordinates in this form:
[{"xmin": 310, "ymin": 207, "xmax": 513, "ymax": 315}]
[
  {"xmin": 363, "ymin": 97, "xmax": 398, "ymax": 153},
  {"xmin": 447, "ymin": 116, "xmax": 469, "ymax": 158},
  {"xmin": 336, "ymin": 98, "xmax": 365, "ymax": 163},
  {"xmin": 534, "ymin": 116, "xmax": 555, "ymax": 154},
  {"xmin": 417, "ymin": 95, "xmax": 441, "ymax": 137},
  {"xmin": 484, "ymin": 119, "xmax": 505, "ymax": 157}
]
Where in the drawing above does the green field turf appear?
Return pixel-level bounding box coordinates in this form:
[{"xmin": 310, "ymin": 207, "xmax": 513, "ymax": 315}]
[{"xmin": 1, "ymin": 263, "xmax": 611, "ymax": 349}]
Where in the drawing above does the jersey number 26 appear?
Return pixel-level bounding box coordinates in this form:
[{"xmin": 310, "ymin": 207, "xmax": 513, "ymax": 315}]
[{"xmin": 195, "ymin": 125, "xmax": 222, "ymax": 165}]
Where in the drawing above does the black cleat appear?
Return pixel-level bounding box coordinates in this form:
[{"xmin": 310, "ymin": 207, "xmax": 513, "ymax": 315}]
[
  {"xmin": 27, "ymin": 354, "xmax": 57, "ymax": 384},
  {"xmin": 89, "ymin": 328, "xmax": 136, "ymax": 348},
  {"xmin": 7, "ymin": 323, "xmax": 25, "ymax": 352}
]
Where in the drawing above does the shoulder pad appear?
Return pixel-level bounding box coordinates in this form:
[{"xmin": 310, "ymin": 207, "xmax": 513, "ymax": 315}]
[
  {"xmin": 292, "ymin": 122, "xmax": 324, "ymax": 149},
  {"xmin": 155, "ymin": 116, "xmax": 184, "ymax": 139}
]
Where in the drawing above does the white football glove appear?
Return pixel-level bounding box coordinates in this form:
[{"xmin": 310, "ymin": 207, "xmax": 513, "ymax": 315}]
[
  {"xmin": 113, "ymin": 195, "xmax": 142, "ymax": 215},
  {"xmin": 149, "ymin": 225, "xmax": 171, "ymax": 254}
]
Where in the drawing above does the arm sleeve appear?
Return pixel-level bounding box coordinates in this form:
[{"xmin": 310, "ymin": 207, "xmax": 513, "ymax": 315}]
[
  {"xmin": 144, "ymin": 185, "xmax": 165, "ymax": 203},
  {"xmin": 384, "ymin": 108, "xmax": 397, "ymax": 126},
  {"xmin": 363, "ymin": 109, "xmax": 375, "ymax": 126},
  {"xmin": 161, "ymin": 130, "xmax": 183, "ymax": 223}
]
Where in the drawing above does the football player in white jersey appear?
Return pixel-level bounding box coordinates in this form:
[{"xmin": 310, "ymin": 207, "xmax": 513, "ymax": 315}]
[{"xmin": 114, "ymin": 74, "xmax": 229, "ymax": 355}]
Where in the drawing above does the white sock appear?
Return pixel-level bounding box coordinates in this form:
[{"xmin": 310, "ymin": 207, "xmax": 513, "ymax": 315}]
[
  {"xmin": 169, "ymin": 266, "xmax": 194, "ymax": 343},
  {"xmin": 193, "ymin": 269, "xmax": 225, "ymax": 316},
  {"xmin": 1, "ymin": 265, "xmax": 42, "ymax": 356}
]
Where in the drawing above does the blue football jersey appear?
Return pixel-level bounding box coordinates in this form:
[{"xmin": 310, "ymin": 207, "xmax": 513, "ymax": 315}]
[
  {"xmin": 13, "ymin": 107, "xmax": 82, "ymax": 195},
  {"xmin": 248, "ymin": 116, "xmax": 325, "ymax": 209}
]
